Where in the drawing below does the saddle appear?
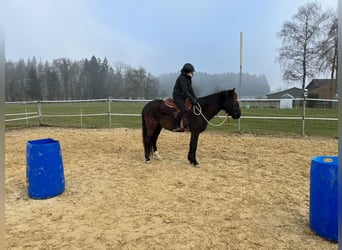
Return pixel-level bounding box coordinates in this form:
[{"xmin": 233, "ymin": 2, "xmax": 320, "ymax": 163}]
[
  {"xmin": 160, "ymin": 98, "xmax": 192, "ymax": 132},
  {"xmin": 161, "ymin": 98, "xmax": 192, "ymax": 115}
]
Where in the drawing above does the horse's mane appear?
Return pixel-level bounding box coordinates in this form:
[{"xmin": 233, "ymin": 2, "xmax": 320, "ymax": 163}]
[{"xmin": 198, "ymin": 90, "xmax": 227, "ymax": 104}]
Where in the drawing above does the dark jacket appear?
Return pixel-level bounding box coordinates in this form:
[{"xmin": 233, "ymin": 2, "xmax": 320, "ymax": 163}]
[{"xmin": 172, "ymin": 73, "xmax": 197, "ymax": 104}]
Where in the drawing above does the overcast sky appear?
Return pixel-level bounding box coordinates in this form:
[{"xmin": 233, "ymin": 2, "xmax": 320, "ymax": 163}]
[{"xmin": 4, "ymin": 0, "xmax": 338, "ymax": 91}]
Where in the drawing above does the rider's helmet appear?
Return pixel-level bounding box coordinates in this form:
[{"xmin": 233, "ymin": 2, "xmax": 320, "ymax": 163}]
[{"xmin": 181, "ymin": 63, "xmax": 195, "ymax": 74}]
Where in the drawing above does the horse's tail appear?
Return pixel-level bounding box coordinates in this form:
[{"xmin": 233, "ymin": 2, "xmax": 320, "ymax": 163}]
[{"xmin": 142, "ymin": 110, "xmax": 147, "ymax": 144}]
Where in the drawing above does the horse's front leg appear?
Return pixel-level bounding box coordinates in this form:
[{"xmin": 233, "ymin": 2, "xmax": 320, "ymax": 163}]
[{"xmin": 188, "ymin": 131, "xmax": 200, "ymax": 167}]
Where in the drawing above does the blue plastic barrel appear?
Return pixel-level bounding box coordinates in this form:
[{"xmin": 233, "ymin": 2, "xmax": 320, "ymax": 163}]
[
  {"xmin": 310, "ymin": 156, "xmax": 338, "ymax": 242},
  {"xmin": 26, "ymin": 138, "xmax": 65, "ymax": 199}
]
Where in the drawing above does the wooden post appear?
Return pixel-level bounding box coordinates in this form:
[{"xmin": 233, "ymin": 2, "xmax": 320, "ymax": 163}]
[{"xmin": 38, "ymin": 100, "xmax": 42, "ymax": 126}]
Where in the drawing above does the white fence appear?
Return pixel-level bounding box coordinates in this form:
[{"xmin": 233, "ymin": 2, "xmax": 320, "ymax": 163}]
[{"xmin": 5, "ymin": 98, "xmax": 339, "ymax": 136}]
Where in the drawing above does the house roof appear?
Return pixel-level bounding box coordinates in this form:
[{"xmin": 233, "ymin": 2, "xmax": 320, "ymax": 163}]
[
  {"xmin": 306, "ymin": 79, "xmax": 338, "ymax": 99},
  {"xmin": 306, "ymin": 79, "xmax": 337, "ymax": 91},
  {"xmin": 266, "ymin": 87, "xmax": 303, "ymax": 99},
  {"xmin": 266, "ymin": 79, "xmax": 338, "ymax": 99}
]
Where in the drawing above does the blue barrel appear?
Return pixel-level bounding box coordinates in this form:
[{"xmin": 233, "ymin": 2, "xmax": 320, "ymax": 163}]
[
  {"xmin": 26, "ymin": 138, "xmax": 65, "ymax": 199},
  {"xmin": 310, "ymin": 156, "xmax": 338, "ymax": 242}
]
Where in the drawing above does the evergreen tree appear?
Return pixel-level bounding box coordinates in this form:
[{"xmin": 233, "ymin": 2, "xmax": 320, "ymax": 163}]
[
  {"xmin": 54, "ymin": 58, "xmax": 72, "ymax": 99},
  {"xmin": 46, "ymin": 68, "xmax": 60, "ymax": 100},
  {"xmin": 26, "ymin": 67, "xmax": 41, "ymax": 100},
  {"xmin": 5, "ymin": 61, "xmax": 16, "ymax": 101}
]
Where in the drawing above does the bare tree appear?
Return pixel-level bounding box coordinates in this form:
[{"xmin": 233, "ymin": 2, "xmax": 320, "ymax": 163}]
[
  {"xmin": 317, "ymin": 14, "xmax": 338, "ymax": 78},
  {"xmin": 317, "ymin": 13, "xmax": 338, "ymax": 99},
  {"xmin": 124, "ymin": 67, "xmax": 147, "ymax": 98},
  {"xmin": 277, "ymin": 2, "xmax": 329, "ymax": 89}
]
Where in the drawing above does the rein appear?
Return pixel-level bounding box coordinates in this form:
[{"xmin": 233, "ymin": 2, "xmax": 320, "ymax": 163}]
[{"xmin": 193, "ymin": 103, "xmax": 228, "ymax": 127}]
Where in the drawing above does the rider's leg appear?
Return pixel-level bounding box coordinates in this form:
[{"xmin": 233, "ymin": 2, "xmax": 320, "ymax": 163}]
[{"xmin": 173, "ymin": 99, "xmax": 185, "ymax": 131}]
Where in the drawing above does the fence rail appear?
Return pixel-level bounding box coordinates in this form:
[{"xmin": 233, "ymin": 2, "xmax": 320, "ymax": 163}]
[{"xmin": 5, "ymin": 98, "xmax": 339, "ymax": 137}]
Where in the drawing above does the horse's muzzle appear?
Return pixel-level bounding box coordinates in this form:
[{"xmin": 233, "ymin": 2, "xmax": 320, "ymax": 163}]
[{"xmin": 231, "ymin": 109, "xmax": 241, "ymax": 119}]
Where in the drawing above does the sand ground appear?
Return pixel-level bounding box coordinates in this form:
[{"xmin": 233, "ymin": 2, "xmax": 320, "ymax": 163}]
[{"xmin": 5, "ymin": 127, "xmax": 338, "ymax": 249}]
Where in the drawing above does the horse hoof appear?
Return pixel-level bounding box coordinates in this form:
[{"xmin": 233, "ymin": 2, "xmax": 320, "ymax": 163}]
[
  {"xmin": 153, "ymin": 151, "xmax": 162, "ymax": 160},
  {"xmin": 146, "ymin": 160, "xmax": 152, "ymax": 164},
  {"xmin": 190, "ymin": 162, "xmax": 200, "ymax": 168}
]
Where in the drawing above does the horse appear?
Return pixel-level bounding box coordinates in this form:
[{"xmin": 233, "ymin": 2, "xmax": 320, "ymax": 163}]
[{"xmin": 141, "ymin": 88, "xmax": 241, "ymax": 167}]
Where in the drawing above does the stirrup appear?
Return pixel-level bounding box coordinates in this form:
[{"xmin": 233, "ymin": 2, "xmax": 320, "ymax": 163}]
[{"xmin": 172, "ymin": 127, "xmax": 182, "ymax": 132}]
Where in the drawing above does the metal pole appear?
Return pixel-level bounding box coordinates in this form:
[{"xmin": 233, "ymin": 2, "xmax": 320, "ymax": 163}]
[
  {"xmin": 337, "ymin": 0, "xmax": 342, "ymax": 245},
  {"xmin": 238, "ymin": 32, "xmax": 243, "ymax": 132},
  {"xmin": 0, "ymin": 20, "xmax": 4, "ymax": 250},
  {"xmin": 301, "ymin": 89, "xmax": 308, "ymax": 136},
  {"xmin": 301, "ymin": 96, "xmax": 305, "ymax": 136}
]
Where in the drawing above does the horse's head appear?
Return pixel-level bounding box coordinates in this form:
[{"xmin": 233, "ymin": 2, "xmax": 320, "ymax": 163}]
[{"xmin": 223, "ymin": 88, "xmax": 241, "ymax": 119}]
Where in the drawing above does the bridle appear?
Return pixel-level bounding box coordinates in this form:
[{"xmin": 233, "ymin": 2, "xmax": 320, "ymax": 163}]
[
  {"xmin": 192, "ymin": 90, "xmax": 239, "ymax": 126},
  {"xmin": 193, "ymin": 102, "xmax": 229, "ymax": 127}
]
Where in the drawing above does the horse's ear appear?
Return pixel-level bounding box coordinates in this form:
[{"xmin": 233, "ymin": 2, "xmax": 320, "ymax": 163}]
[{"xmin": 232, "ymin": 88, "xmax": 235, "ymax": 91}]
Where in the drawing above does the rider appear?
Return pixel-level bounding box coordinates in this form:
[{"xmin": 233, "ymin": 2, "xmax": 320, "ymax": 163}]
[{"xmin": 172, "ymin": 63, "xmax": 198, "ymax": 132}]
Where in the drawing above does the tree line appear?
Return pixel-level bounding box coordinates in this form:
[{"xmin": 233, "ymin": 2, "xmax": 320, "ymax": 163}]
[
  {"xmin": 5, "ymin": 56, "xmax": 160, "ymax": 102},
  {"xmin": 158, "ymin": 72, "xmax": 270, "ymax": 98},
  {"xmin": 5, "ymin": 55, "xmax": 271, "ymax": 102}
]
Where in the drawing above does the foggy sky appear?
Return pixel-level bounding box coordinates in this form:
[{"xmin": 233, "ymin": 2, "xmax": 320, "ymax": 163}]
[{"xmin": 4, "ymin": 0, "xmax": 338, "ymax": 91}]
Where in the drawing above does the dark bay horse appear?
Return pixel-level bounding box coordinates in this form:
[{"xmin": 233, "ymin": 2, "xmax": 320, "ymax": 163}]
[{"xmin": 141, "ymin": 88, "xmax": 241, "ymax": 166}]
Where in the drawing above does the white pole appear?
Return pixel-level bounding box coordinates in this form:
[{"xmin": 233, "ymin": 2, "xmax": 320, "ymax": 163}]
[
  {"xmin": 0, "ymin": 20, "xmax": 4, "ymax": 250},
  {"xmin": 238, "ymin": 32, "xmax": 243, "ymax": 132},
  {"xmin": 108, "ymin": 98, "xmax": 112, "ymax": 128},
  {"xmin": 337, "ymin": 0, "xmax": 342, "ymax": 245}
]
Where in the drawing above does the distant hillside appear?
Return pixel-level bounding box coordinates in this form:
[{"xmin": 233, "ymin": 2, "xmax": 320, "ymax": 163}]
[{"xmin": 158, "ymin": 72, "xmax": 270, "ymax": 98}]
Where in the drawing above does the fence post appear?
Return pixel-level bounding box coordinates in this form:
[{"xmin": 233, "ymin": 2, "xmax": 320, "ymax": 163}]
[
  {"xmin": 38, "ymin": 100, "xmax": 42, "ymax": 126},
  {"xmin": 107, "ymin": 98, "xmax": 112, "ymax": 128},
  {"xmin": 80, "ymin": 107, "xmax": 83, "ymax": 128},
  {"xmin": 301, "ymin": 89, "xmax": 308, "ymax": 136},
  {"xmin": 25, "ymin": 108, "xmax": 28, "ymax": 127}
]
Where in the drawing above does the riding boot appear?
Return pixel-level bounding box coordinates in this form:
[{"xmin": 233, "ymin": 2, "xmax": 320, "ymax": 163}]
[{"xmin": 172, "ymin": 111, "xmax": 183, "ymax": 132}]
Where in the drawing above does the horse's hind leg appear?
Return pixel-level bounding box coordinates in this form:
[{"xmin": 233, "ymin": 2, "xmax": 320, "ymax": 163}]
[
  {"xmin": 143, "ymin": 124, "xmax": 153, "ymax": 163},
  {"xmin": 152, "ymin": 125, "xmax": 162, "ymax": 160},
  {"xmin": 144, "ymin": 124, "xmax": 160, "ymax": 163},
  {"xmin": 143, "ymin": 132, "xmax": 153, "ymax": 163},
  {"xmin": 144, "ymin": 140, "xmax": 152, "ymax": 163}
]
